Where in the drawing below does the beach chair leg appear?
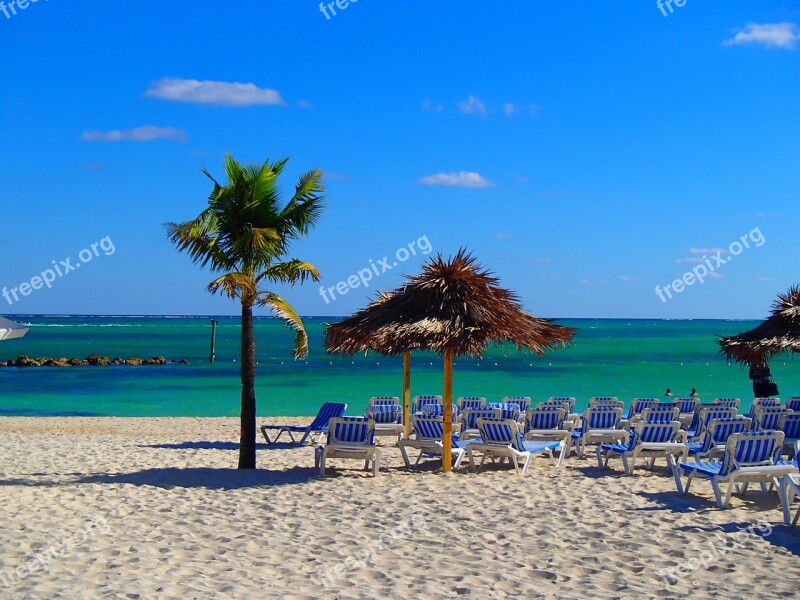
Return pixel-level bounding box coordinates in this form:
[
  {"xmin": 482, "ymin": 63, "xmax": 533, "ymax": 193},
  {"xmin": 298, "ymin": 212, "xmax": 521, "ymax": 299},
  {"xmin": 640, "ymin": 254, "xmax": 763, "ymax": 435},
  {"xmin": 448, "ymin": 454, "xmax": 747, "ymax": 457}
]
[
  {"xmin": 273, "ymin": 429, "xmax": 286, "ymax": 444},
  {"xmin": 556, "ymin": 443, "xmax": 566, "ymax": 468},
  {"xmin": 318, "ymin": 450, "xmax": 327, "ymax": 477},
  {"xmin": 510, "ymin": 453, "xmax": 519, "ymax": 473},
  {"xmin": 622, "ymin": 454, "xmax": 632, "ymax": 476},
  {"xmin": 720, "ymin": 479, "xmax": 734, "ymax": 508},
  {"xmin": 454, "ymin": 449, "xmax": 465, "ymax": 470},
  {"xmin": 683, "ymin": 472, "xmax": 694, "ymax": 495},
  {"xmin": 779, "ymin": 477, "xmax": 793, "ymax": 526},
  {"xmin": 758, "ymin": 482, "xmax": 769, "ymax": 494},
  {"xmin": 415, "ymin": 450, "xmax": 425, "ymax": 466},
  {"xmin": 595, "ymin": 447, "xmax": 604, "ymax": 470},
  {"xmin": 672, "ymin": 464, "xmax": 684, "ymax": 495},
  {"xmin": 261, "ymin": 427, "xmax": 273, "ymax": 444},
  {"xmin": 740, "ymin": 482, "xmax": 749, "ymax": 496},
  {"xmin": 521, "ymin": 453, "xmax": 533, "ymax": 475},
  {"xmin": 373, "ymin": 450, "xmax": 380, "ymax": 477},
  {"xmin": 399, "ymin": 443, "xmax": 412, "ymax": 468},
  {"xmin": 466, "ymin": 447, "xmax": 478, "ymax": 472},
  {"xmin": 297, "ymin": 429, "xmax": 313, "ymax": 445}
]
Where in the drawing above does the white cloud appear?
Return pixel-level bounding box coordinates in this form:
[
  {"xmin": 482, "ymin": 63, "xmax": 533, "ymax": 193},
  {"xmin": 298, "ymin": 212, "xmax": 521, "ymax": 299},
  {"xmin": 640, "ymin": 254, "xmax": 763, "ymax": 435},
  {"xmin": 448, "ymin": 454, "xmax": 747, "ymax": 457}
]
[
  {"xmin": 422, "ymin": 100, "xmax": 444, "ymax": 113},
  {"xmin": 145, "ymin": 78, "xmax": 285, "ymax": 106},
  {"xmin": 688, "ymin": 247, "xmax": 729, "ymax": 255},
  {"xmin": 708, "ymin": 272, "xmax": 724, "ymax": 280},
  {"xmin": 80, "ymin": 126, "xmax": 187, "ymax": 142},
  {"xmin": 297, "ymin": 100, "xmax": 313, "ymax": 109},
  {"xmin": 504, "ymin": 103, "xmax": 539, "ymax": 116},
  {"xmin": 618, "ymin": 275, "xmax": 641, "ymax": 282},
  {"xmin": 495, "ymin": 233, "xmax": 513, "ymax": 240},
  {"xmin": 676, "ymin": 257, "xmax": 705, "ymax": 264},
  {"xmin": 418, "ymin": 171, "xmax": 494, "ymax": 188},
  {"xmin": 458, "ymin": 96, "xmax": 487, "ymax": 116},
  {"xmin": 723, "ymin": 22, "xmax": 799, "ymax": 49}
]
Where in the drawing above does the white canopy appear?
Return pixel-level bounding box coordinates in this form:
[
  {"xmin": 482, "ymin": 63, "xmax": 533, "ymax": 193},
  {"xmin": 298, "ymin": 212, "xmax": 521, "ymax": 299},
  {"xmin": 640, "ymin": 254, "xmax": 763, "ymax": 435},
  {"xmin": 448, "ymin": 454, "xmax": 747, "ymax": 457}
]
[{"xmin": 0, "ymin": 317, "xmax": 29, "ymax": 341}]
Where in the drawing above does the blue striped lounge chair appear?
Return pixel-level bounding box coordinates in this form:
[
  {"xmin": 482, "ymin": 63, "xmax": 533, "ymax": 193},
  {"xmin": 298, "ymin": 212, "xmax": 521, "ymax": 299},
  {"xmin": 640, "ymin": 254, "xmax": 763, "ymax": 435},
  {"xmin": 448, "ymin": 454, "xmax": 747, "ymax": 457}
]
[
  {"xmin": 502, "ymin": 396, "xmax": 532, "ymax": 412},
  {"xmin": 748, "ymin": 397, "xmax": 781, "ymax": 419},
  {"xmin": 399, "ymin": 416, "xmax": 469, "ymax": 469},
  {"xmin": 675, "ymin": 430, "xmax": 796, "ymax": 508},
  {"xmin": 753, "ymin": 406, "xmax": 792, "ymax": 431},
  {"xmin": 468, "ymin": 418, "xmax": 563, "ymax": 474},
  {"xmin": 366, "ymin": 403, "xmax": 404, "ymax": 443},
  {"xmin": 713, "ymin": 398, "xmax": 741, "ymax": 410},
  {"xmin": 686, "ymin": 406, "xmax": 738, "ymax": 441},
  {"xmin": 544, "ymin": 397, "xmax": 579, "ymax": 426},
  {"xmin": 639, "ymin": 404, "xmax": 680, "ymax": 425},
  {"xmin": 413, "ymin": 395, "xmax": 442, "ymax": 413},
  {"xmin": 315, "ymin": 416, "xmax": 380, "ymax": 477},
  {"xmin": 687, "ymin": 417, "xmax": 751, "ymax": 460},
  {"xmin": 597, "ymin": 420, "xmax": 687, "ymax": 475},
  {"xmin": 778, "ymin": 446, "xmax": 800, "ymax": 526},
  {"xmin": 261, "ymin": 401, "xmax": 347, "ymax": 445},
  {"xmin": 787, "ymin": 397, "xmax": 800, "ymax": 412},
  {"xmin": 676, "ymin": 397, "xmax": 700, "ymax": 428},
  {"xmin": 778, "ymin": 413, "xmax": 800, "ymax": 457},
  {"xmin": 369, "ymin": 396, "xmax": 401, "ymax": 407},
  {"xmin": 571, "ymin": 406, "xmax": 626, "ymax": 458},
  {"xmin": 460, "ymin": 407, "xmax": 502, "ymax": 440},
  {"xmin": 456, "ymin": 397, "xmax": 487, "ymax": 412},
  {"xmin": 421, "ymin": 403, "xmax": 459, "ymax": 420},
  {"xmin": 546, "ymin": 397, "xmax": 576, "ymax": 412},
  {"xmin": 523, "ymin": 407, "xmax": 570, "ymax": 466},
  {"xmin": 624, "ymin": 398, "xmax": 658, "ymax": 421},
  {"xmin": 487, "ymin": 403, "xmax": 522, "ymax": 422},
  {"xmin": 589, "ymin": 397, "xmax": 622, "ymax": 408}
]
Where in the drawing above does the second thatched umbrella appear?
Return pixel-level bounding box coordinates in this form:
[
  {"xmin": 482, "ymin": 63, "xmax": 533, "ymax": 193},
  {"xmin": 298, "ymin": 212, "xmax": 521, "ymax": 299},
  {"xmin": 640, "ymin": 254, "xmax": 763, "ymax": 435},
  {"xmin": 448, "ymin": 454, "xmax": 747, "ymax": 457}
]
[
  {"xmin": 719, "ymin": 285, "xmax": 800, "ymax": 365},
  {"xmin": 325, "ymin": 249, "xmax": 576, "ymax": 471}
]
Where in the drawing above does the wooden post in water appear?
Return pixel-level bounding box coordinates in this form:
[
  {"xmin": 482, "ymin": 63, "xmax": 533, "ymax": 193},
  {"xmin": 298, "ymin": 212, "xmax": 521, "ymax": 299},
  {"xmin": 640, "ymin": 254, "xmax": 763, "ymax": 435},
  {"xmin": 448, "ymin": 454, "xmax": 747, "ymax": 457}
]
[{"xmin": 210, "ymin": 319, "xmax": 218, "ymax": 364}]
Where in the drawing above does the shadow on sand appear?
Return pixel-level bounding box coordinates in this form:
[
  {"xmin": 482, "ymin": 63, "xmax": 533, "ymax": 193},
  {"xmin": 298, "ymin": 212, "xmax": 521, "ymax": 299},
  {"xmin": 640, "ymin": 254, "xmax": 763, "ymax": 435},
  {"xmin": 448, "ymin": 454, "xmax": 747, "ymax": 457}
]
[{"xmin": 0, "ymin": 466, "xmax": 319, "ymax": 490}]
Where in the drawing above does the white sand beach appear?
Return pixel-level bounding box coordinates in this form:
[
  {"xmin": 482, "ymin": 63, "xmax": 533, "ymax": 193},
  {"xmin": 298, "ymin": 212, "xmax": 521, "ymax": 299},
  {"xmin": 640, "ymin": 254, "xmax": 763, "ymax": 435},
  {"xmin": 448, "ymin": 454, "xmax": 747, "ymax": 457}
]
[{"xmin": 1, "ymin": 417, "xmax": 798, "ymax": 599}]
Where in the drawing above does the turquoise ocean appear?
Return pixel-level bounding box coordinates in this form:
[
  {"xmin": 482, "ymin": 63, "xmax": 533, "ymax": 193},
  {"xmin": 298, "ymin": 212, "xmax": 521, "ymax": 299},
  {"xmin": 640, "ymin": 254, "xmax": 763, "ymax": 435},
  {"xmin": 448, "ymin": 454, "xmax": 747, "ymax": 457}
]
[{"xmin": 0, "ymin": 316, "xmax": 798, "ymax": 417}]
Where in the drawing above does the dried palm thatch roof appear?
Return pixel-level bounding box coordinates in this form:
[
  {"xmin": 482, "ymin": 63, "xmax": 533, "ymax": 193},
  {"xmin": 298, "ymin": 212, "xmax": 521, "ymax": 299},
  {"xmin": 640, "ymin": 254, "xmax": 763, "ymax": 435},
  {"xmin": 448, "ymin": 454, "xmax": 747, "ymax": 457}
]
[
  {"xmin": 719, "ymin": 285, "xmax": 800, "ymax": 364},
  {"xmin": 325, "ymin": 249, "xmax": 576, "ymax": 357}
]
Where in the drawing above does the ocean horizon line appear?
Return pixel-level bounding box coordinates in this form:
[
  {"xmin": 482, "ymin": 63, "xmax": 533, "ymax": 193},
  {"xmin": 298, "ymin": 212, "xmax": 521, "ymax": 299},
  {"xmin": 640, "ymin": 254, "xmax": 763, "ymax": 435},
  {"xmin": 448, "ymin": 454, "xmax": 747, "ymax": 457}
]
[{"xmin": 3, "ymin": 314, "xmax": 764, "ymax": 322}]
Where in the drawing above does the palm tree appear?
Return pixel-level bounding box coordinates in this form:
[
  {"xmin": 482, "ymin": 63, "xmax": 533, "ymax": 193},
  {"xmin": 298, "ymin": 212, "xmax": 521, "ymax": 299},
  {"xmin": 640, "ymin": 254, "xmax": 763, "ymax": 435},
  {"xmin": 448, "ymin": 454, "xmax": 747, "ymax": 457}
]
[{"xmin": 165, "ymin": 154, "xmax": 325, "ymax": 469}]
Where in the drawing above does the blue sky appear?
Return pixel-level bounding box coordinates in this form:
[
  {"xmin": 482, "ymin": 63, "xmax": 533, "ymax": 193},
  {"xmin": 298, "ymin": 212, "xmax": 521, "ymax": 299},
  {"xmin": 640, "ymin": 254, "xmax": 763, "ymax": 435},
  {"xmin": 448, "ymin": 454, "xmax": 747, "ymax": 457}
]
[{"xmin": 0, "ymin": 0, "xmax": 797, "ymax": 319}]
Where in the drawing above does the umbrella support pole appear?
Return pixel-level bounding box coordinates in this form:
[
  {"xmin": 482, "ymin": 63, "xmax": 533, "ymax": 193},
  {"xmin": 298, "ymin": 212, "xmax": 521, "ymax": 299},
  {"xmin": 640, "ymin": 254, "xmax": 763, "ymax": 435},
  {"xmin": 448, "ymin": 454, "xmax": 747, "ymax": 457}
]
[
  {"xmin": 403, "ymin": 351, "xmax": 411, "ymax": 438},
  {"xmin": 442, "ymin": 350, "xmax": 453, "ymax": 472}
]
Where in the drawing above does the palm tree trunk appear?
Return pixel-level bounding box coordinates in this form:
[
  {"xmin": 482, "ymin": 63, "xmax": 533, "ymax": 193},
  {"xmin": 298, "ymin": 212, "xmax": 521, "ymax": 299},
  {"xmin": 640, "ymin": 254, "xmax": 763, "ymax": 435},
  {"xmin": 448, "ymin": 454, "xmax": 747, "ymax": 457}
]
[{"xmin": 238, "ymin": 303, "xmax": 257, "ymax": 469}]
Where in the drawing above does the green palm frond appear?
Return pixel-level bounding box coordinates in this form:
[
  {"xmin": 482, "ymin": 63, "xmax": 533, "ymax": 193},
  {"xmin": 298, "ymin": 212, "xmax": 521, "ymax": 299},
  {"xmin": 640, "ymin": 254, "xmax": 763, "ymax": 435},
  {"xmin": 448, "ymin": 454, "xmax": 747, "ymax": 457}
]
[
  {"xmin": 257, "ymin": 259, "xmax": 321, "ymax": 285},
  {"xmin": 208, "ymin": 273, "xmax": 258, "ymax": 301},
  {"xmin": 258, "ymin": 293, "xmax": 310, "ymax": 359}
]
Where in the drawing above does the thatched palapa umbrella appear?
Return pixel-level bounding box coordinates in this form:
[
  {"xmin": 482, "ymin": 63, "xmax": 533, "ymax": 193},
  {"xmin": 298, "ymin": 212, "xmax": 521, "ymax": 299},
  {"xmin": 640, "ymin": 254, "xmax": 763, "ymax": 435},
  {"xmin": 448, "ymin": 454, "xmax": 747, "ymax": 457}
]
[
  {"xmin": 719, "ymin": 285, "xmax": 800, "ymax": 365},
  {"xmin": 325, "ymin": 249, "xmax": 576, "ymax": 472}
]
